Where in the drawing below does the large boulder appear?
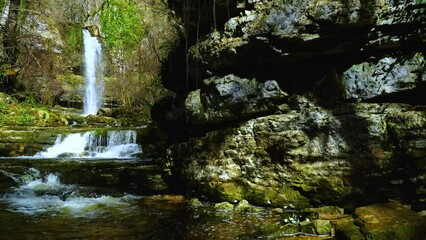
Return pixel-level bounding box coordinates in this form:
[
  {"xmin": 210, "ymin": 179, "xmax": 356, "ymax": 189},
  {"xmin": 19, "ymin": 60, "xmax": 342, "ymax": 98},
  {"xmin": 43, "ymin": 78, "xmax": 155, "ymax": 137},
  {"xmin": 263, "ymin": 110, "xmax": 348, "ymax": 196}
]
[
  {"xmin": 354, "ymin": 202, "xmax": 426, "ymax": 240},
  {"xmin": 167, "ymin": 98, "xmax": 426, "ymax": 208},
  {"xmin": 341, "ymin": 53, "xmax": 425, "ymax": 101},
  {"xmin": 185, "ymin": 74, "xmax": 288, "ymax": 124}
]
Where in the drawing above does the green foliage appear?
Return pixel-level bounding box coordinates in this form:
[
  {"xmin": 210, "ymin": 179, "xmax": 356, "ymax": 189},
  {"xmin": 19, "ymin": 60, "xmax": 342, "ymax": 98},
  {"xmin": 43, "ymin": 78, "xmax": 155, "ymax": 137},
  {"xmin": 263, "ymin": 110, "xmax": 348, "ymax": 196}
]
[
  {"xmin": 100, "ymin": 0, "xmax": 147, "ymax": 56},
  {"xmin": 65, "ymin": 24, "xmax": 83, "ymax": 54},
  {"xmin": 0, "ymin": 93, "xmax": 60, "ymax": 126},
  {"xmin": 0, "ymin": 0, "xmax": 6, "ymax": 9}
]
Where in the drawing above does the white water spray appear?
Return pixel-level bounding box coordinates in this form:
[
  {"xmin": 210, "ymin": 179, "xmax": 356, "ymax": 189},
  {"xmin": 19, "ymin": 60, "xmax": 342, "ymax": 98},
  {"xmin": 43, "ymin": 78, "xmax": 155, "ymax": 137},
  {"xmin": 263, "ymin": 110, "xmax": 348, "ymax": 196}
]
[
  {"xmin": 83, "ymin": 29, "xmax": 103, "ymax": 115},
  {"xmin": 0, "ymin": 168, "xmax": 140, "ymax": 217},
  {"xmin": 34, "ymin": 130, "xmax": 142, "ymax": 158},
  {"xmin": 0, "ymin": 1, "xmax": 10, "ymax": 27}
]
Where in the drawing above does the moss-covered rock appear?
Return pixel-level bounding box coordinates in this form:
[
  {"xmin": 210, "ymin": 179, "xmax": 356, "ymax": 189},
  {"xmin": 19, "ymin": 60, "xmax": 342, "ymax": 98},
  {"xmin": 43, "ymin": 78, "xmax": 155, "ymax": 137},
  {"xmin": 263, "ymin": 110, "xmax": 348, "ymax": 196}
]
[
  {"xmin": 334, "ymin": 216, "xmax": 365, "ymax": 240},
  {"xmin": 354, "ymin": 202, "xmax": 426, "ymax": 240},
  {"xmin": 256, "ymin": 224, "xmax": 300, "ymax": 238},
  {"xmin": 214, "ymin": 201, "xmax": 234, "ymax": 211},
  {"xmin": 303, "ymin": 206, "xmax": 344, "ymax": 220},
  {"xmin": 188, "ymin": 198, "xmax": 202, "ymax": 207},
  {"xmin": 235, "ymin": 199, "xmax": 263, "ymax": 213},
  {"xmin": 167, "ymin": 99, "xmax": 426, "ymax": 209},
  {"xmin": 299, "ymin": 219, "xmax": 333, "ymax": 235}
]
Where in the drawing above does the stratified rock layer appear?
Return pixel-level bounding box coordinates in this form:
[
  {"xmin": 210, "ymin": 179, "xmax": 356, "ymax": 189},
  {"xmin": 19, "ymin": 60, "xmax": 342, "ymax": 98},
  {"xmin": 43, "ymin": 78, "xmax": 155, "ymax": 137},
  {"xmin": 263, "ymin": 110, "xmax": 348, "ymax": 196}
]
[
  {"xmin": 185, "ymin": 74, "xmax": 288, "ymax": 124},
  {"xmin": 168, "ymin": 96, "xmax": 426, "ymax": 209},
  {"xmin": 161, "ymin": 0, "xmax": 426, "ymax": 217}
]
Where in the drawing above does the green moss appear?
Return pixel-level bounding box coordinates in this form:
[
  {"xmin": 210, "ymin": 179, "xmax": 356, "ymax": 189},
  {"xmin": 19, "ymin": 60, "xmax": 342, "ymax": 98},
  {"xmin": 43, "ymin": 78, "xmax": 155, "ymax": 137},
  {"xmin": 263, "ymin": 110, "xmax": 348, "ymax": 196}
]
[
  {"xmin": 335, "ymin": 217, "xmax": 364, "ymax": 240},
  {"xmin": 243, "ymin": 180, "xmax": 310, "ymax": 208},
  {"xmin": 188, "ymin": 198, "xmax": 202, "ymax": 207},
  {"xmin": 216, "ymin": 182, "xmax": 244, "ymax": 202},
  {"xmin": 300, "ymin": 219, "xmax": 333, "ymax": 235},
  {"xmin": 235, "ymin": 200, "xmax": 263, "ymax": 213},
  {"xmin": 214, "ymin": 202, "xmax": 234, "ymax": 211},
  {"xmin": 355, "ymin": 203, "xmax": 426, "ymax": 240},
  {"xmin": 303, "ymin": 206, "xmax": 345, "ymax": 220},
  {"xmin": 0, "ymin": 93, "xmax": 70, "ymax": 127},
  {"xmin": 66, "ymin": 24, "xmax": 83, "ymax": 52},
  {"xmin": 256, "ymin": 224, "xmax": 299, "ymax": 238},
  {"xmin": 100, "ymin": 0, "xmax": 147, "ymax": 56}
]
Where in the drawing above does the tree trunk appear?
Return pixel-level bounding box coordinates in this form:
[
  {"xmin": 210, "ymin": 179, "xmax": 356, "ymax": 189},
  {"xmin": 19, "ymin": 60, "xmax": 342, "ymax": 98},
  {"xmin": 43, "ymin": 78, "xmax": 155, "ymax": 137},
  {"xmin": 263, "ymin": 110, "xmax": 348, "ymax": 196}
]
[
  {"xmin": 3, "ymin": 0, "xmax": 21, "ymax": 66},
  {"xmin": 2, "ymin": 0, "xmax": 22, "ymax": 91}
]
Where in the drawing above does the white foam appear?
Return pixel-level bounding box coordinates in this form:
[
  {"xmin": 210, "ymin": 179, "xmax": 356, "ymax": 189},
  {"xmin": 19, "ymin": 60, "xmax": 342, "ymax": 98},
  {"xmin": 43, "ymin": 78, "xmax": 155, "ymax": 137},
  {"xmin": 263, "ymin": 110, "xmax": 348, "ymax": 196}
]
[
  {"xmin": 0, "ymin": 170, "xmax": 141, "ymax": 218},
  {"xmin": 34, "ymin": 130, "xmax": 142, "ymax": 159}
]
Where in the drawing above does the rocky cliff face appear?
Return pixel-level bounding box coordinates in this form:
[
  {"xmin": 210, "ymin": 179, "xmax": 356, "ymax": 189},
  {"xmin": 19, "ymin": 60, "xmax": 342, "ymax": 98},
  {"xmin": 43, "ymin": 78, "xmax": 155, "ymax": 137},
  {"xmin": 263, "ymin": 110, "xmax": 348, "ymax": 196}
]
[{"xmin": 159, "ymin": 0, "xmax": 426, "ymax": 212}]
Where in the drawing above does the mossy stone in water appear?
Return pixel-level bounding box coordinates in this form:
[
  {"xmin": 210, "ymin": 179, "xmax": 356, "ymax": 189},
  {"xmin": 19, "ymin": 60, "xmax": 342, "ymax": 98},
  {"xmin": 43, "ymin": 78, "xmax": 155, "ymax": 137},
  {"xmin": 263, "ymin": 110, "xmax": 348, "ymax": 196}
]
[
  {"xmin": 300, "ymin": 219, "xmax": 333, "ymax": 235},
  {"xmin": 256, "ymin": 224, "xmax": 299, "ymax": 238},
  {"xmin": 214, "ymin": 202, "xmax": 234, "ymax": 211},
  {"xmin": 188, "ymin": 198, "xmax": 201, "ymax": 207},
  {"xmin": 355, "ymin": 202, "xmax": 426, "ymax": 240},
  {"xmin": 235, "ymin": 199, "xmax": 263, "ymax": 213},
  {"xmin": 303, "ymin": 206, "xmax": 344, "ymax": 220},
  {"xmin": 216, "ymin": 182, "xmax": 244, "ymax": 203},
  {"xmin": 57, "ymin": 153, "xmax": 77, "ymax": 158},
  {"xmin": 335, "ymin": 217, "xmax": 364, "ymax": 240}
]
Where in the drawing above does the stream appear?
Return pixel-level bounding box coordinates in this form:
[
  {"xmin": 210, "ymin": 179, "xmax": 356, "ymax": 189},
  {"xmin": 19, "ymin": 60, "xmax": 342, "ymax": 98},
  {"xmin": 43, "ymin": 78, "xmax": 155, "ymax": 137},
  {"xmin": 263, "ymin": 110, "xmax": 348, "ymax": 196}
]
[{"xmin": 0, "ymin": 128, "xmax": 314, "ymax": 239}]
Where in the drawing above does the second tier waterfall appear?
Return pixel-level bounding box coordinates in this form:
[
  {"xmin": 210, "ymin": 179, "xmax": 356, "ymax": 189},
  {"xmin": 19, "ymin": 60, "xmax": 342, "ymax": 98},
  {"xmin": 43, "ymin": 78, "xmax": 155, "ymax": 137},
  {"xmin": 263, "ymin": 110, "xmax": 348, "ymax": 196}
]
[
  {"xmin": 34, "ymin": 130, "xmax": 142, "ymax": 158},
  {"xmin": 83, "ymin": 29, "xmax": 103, "ymax": 115}
]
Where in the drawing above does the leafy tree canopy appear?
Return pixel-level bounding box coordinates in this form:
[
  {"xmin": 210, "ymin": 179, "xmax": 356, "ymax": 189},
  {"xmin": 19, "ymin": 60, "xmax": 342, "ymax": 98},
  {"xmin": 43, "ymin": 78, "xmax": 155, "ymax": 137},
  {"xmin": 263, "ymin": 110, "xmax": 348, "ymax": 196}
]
[{"xmin": 100, "ymin": 0, "xmax": 147, "ymax": 57}]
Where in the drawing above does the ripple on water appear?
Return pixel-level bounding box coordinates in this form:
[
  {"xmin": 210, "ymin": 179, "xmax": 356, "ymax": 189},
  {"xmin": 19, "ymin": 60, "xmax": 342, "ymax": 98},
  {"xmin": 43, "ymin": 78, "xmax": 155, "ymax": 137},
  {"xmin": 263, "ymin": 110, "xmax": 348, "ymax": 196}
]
[{"xmin": 0, "ymin": 168, "xmax": 141, "ymax": 218}]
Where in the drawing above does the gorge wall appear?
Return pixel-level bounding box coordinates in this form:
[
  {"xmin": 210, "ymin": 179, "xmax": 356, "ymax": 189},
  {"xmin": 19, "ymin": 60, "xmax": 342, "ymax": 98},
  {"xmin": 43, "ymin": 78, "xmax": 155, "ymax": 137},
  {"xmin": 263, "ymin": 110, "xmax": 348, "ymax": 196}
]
[{"xmin": 156, "ymin": 0, "xmax": 426, "ymax": 211}]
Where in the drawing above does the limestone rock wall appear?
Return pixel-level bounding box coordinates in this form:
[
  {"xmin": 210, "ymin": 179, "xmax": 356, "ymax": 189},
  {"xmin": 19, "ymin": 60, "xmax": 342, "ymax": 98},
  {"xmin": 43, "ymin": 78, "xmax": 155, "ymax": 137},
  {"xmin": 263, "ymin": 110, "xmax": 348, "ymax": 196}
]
[
  {"xmin": 160, "ymin": 0, "xmax": 426, "ymax": 210},
  {"xmin": 168, "ymin": 95, "xmax": 426, "ymax": 209}
]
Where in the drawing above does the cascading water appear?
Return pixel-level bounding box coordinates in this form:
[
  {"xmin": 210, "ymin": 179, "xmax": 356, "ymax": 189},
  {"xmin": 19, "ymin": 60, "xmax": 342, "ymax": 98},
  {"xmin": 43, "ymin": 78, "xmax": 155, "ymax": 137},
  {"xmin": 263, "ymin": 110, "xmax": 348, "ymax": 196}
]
[
  {"xmin": 83, "ymin": 29, "xmax": 103, "ymax": 115},
  {"xmin": 34, "ymin": 130, "xmax": 142, "ymax": 158},
  {"xmin": 0, "ymin": 168, "xmax": 140, "ymax": 217}
]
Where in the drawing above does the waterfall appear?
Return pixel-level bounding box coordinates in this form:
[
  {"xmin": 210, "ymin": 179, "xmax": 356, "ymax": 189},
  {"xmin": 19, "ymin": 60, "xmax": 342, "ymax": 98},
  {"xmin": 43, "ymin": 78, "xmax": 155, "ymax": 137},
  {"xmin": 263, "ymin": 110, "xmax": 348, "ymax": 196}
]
[
  {"xmin": 34, "ymin": 130, "xmax": 142, "ymax": 158},
  {"xmin": 83, "ymin": 29, "xmax": 103, "ymax": 115},
  {"xmin": 0, "ymin": 1, "xmax": 10, "ymax": 27}
]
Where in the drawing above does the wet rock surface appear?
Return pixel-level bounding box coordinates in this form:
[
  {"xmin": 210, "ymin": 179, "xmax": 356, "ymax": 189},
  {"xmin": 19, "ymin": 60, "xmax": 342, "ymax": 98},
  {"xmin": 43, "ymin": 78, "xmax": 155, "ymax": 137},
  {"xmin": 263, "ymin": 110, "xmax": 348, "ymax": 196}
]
[
  {"xmin": 354, "ymin": 202, "xmax": 426, "ymax": 240},
  {"xmin": 0, "ymin": 158, "xmax": 169, "ymax": 195}
]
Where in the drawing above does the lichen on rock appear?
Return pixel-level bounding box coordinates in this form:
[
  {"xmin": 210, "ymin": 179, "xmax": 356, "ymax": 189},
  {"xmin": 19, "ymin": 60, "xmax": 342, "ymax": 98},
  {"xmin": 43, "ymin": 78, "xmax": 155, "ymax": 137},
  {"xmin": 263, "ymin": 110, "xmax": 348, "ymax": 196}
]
[
  {"xmin": 185, "ymin": 74, "xmax": 288, "ymax": 124},
  {"xmin": 341, "ymin": 53, "xmax": 425, "ymax": 101}
]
